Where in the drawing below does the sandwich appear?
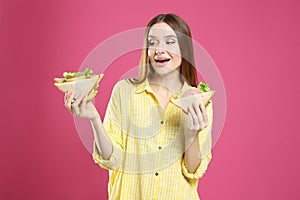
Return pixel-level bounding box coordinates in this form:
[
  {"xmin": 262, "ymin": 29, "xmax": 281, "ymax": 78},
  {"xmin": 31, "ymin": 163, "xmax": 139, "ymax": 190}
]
[
  {"xmin": 171, "ymin": 82, "xmax": 216, "ymax": 114},
  {"xmin": 54, "ymin": 68, "xmax": 104, "ymax": 100}
]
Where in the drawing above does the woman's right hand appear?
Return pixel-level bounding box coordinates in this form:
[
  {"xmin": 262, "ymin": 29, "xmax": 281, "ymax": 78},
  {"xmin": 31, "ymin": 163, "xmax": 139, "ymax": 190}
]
[{"xmin": 64, "ymin": 91, "xmax": 99, "ymax": 120}]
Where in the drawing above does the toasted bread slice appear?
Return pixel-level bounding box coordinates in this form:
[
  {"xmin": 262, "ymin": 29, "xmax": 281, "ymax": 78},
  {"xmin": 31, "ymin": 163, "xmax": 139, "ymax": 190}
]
[
  {"xmin": 171, "ymin": 90, "xmax": 216, "ymax": 114},
  {"xmin": 54, "ymin": 74, "xmax": 104, "ymax": 100},
  {"xmin": 54, "ymin": 76, "xmax": 87, "ymax": 83}
]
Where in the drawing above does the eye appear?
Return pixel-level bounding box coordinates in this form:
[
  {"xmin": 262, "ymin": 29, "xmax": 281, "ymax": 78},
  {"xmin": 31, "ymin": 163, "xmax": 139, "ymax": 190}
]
[
  {"xmin": 166, "ymin": 39, "xmax": 176, "ymax": 45},
  {"xmin": 148, "ymin": 39, "xmax": 158, "ymax": 47}
]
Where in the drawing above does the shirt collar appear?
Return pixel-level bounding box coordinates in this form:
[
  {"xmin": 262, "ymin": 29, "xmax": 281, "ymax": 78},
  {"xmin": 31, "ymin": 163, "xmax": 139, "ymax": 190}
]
[
  {"xmin": 135, "ymin": 78, "xmax": 152, "ymax": 94},
  {"xmin": 135, "ymin": 77, "xmax": 191, "ymax": 99}
]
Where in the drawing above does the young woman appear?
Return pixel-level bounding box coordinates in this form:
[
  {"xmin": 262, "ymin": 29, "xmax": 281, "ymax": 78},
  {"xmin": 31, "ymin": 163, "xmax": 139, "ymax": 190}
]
[{"xmin": 65, "ymin": 13, "xmax": 213, "ymax": 200}]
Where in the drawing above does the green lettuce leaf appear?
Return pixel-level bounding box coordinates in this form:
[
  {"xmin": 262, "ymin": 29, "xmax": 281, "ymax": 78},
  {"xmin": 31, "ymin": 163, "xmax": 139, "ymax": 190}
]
[
  {"xmin": 63, "ymin": 68, "xmax": 93, "ymax": 79},
  {"xmin": 197, "ymin": 81, "xmax": 211, "ymax": 92},
  {"xmin": 197, "ymin": 81, "xmax": 212, "ymax": 105}
]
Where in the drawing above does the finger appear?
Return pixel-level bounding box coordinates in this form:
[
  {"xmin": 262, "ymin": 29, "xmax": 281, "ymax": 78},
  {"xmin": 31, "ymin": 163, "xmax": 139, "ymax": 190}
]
[
  {"xmin": 193, "ymin": 102, "xmax": 204, "ymax": 128},
  {"xmin": 72, "ymin": 94, "xmax": 84, "ymax": 107},
  {"xmin": 81, "ymin": 95, "xmax": 88, "ymax": 108},
  {"xmin": 65, "ymin": 90, "xmax": 73, "ymax": 102},
  {"xmin": 64, "ymin": 91, "xmax": 72, "ymax": 102},
  {"xmin": 72, "ymin": 105, "xmax": 79, "ymax": 116},
  {"xmin": 71, "ymin": 94, "xmax": 84, "ymax": 115},
  {"xmin": 65, "ymin": 92, "xmax": 74, "ymax": 111},
  {"xmin": 199, "ymin": 102, "xmax": 208, "ymax": 127},
  {"xmin": 80, "ymin": 95, "xmax": 88, "ymax": 114},
  {"xmin": 64, "ymin": 93, "xmax": 67, "ymax": 103},
  {"xmin": 188, "ymin": 104, "xmax": 198, "ymax": 128},
  {"xmin": 77, "ymin": 94, "xmax": 85, "ymax": 107},
  {"xmin": 66, "ymin": 90, "xmax": 72, "ymax": 98},
  {"xmin": 187, "ymin": 107, "xmax": 193, "ymax": 127}
]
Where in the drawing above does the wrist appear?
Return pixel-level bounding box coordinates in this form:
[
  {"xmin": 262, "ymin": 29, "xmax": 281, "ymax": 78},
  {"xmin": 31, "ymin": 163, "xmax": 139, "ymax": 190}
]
[
  {"xmin": 90, "ymin": 113, "xmax": 101, "ymax": 123},
  {"xmin": 184, "ymin": 129, "xmax": 198, "ymax": 141},
  {"xmin": 184, "ymin": 132, "xmax": 198, "ymax": 147}
]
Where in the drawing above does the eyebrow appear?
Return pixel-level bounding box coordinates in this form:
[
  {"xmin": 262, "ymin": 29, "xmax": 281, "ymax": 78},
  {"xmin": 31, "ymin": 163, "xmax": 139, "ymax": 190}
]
[{"xmin": 148, "ymin": 35, "xmax": 177, "ymax": 39}]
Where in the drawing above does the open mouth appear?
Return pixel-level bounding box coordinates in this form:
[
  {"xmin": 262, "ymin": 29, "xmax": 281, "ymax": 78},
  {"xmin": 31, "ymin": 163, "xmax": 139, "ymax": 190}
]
[
  {"xmin": 154, "ymin": 58, "xmax": 170, "ymax": 62},
  {"xmin": 154, "ymin": 58, "xmax": 171, "ymax": 65}
]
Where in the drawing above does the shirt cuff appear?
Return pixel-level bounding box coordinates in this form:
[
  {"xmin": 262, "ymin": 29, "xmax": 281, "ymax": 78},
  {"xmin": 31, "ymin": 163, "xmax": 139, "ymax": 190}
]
[
  {"xmin": 181, "ymin": 151, "xmax": 212, "ymax": 181},
  {"xmin": 92, "ymin": 141, "xmax": 124, "ymax": 170}
]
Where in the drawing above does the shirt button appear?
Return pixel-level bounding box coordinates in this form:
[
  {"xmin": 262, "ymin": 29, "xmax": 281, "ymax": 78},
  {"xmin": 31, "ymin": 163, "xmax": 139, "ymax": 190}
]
[
  {"xmin": 155, "ymin": 172, "xmax": 159, "ymax": 176},
  {"xmin": 158, "ymin": 146, "xmax": 162, "ymax": 150},
  {"xmin": 160, "ymin": 121, "xmax": 164, "ymax": 124}
]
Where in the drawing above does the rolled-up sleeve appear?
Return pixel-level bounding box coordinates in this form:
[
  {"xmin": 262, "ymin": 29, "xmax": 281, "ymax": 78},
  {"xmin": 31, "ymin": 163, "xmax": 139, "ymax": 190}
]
[
  {"xmin": 92, "ymin": 82, "xmax": 124, "ymax": 170},
  {"xmin": 181, "ymin": 101, "xmax": 213, "ymax": 181}
]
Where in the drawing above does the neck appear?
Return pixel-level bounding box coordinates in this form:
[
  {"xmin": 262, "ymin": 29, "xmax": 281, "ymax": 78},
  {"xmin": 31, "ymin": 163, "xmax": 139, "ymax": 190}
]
[{"xmin": 148, "ymin": 70, "xmax": 183, "ymax": 95}]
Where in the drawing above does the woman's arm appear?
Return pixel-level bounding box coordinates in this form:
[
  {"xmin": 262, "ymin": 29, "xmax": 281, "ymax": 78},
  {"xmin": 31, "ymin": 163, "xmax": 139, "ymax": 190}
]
[
  {"xmin": 183, "ymin": 135, "xmax": 201, "ymax": 173},
  {"xmin": 64, "ymin": 91, "xmax": 113, "ymax": 160},
  {"xmin": 90, "ymin": 115, "xmax": 113, "ymax": 160},
  {"xmin": 183, "ymin": 101, "xmax": 209, "ymax": 173}
]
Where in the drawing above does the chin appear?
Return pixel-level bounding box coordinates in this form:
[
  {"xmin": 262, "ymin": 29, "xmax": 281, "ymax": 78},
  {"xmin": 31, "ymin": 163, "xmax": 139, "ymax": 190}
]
[{"xmin": 152, "ymin": 64, "xmax": 180, "ymax": 76}]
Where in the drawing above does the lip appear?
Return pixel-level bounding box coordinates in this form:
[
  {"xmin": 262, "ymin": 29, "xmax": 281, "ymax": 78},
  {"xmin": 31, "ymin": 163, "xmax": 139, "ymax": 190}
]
[
  {"xmin": 154, "ymin": 56, "xmax": 171, "ymax": 66},
  {"xmin": 155, "ymin": 59, "xmax": 170, "ymax": 66},
  {"xmin": 154, "ymin": 55, "xmax": 170, "ymax": 60}
]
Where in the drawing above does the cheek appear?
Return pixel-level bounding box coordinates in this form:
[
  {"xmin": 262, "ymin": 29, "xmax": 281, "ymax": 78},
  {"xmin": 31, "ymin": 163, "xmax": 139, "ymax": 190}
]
[
  {"xmin": 173, "ymin": 55, "xmax": 182, "ymax": 64},
  {"xmin": 147, "ymin": 50, "xmax": 153, "ymax": 63},
  {"xmin": 147, "ymin": 47, "xmax": 155, "ymax": 57},
  {"xmin": 169, "ymin": 45, "xmax": 181, "ymax": 65},
  {"xmin": 168, "ymin": 44, "xmax": 181, "ymax": 56},
  {"xmin": 170, "ymin": 54, "xmax": 182, "ymax": 67}
]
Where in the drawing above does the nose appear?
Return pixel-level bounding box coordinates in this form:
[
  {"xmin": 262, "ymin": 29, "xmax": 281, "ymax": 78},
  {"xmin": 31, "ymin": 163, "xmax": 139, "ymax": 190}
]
[{"xmin": 155, "ymin": 48, "xmax": 165, "ymax": 55}]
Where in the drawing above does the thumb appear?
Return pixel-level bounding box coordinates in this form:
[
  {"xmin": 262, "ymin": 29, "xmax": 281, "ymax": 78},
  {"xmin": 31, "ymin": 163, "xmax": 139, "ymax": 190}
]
[{"xmin": 81, "ymin": 95, "xmax": 88, "ymax": 108}]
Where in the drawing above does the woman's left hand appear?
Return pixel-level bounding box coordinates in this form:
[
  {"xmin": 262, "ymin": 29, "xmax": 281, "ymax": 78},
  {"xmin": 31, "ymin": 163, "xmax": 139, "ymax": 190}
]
[{"xmin": 184, "ymin": 102, "xmax": 209, "ymax": 140}]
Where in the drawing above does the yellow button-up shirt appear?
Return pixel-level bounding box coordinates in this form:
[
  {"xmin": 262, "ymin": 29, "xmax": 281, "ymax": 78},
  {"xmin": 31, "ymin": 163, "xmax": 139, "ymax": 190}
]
[{"xmin": 93, "ymin": 78, "xmax": 213, "ymax": 200}]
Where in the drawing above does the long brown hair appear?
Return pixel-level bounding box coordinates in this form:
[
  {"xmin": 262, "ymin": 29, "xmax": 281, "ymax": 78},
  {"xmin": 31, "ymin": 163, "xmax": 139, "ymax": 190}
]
[{"xmin": 129, "ymin": 13, "xmax": 197, "ymax": 87}]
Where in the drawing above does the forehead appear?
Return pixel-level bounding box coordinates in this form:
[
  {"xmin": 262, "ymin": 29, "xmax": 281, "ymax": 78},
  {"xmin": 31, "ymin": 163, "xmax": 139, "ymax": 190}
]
[{"xmin": 148, "ymin": 22, "xmax": 177, "ymax": 38}]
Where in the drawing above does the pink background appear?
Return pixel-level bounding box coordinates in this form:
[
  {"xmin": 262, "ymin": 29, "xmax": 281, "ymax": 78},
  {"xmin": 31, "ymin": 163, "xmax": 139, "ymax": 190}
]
[{"xmin": 1, "ymin": 0, "xmax": 299, "ymax": 199}]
